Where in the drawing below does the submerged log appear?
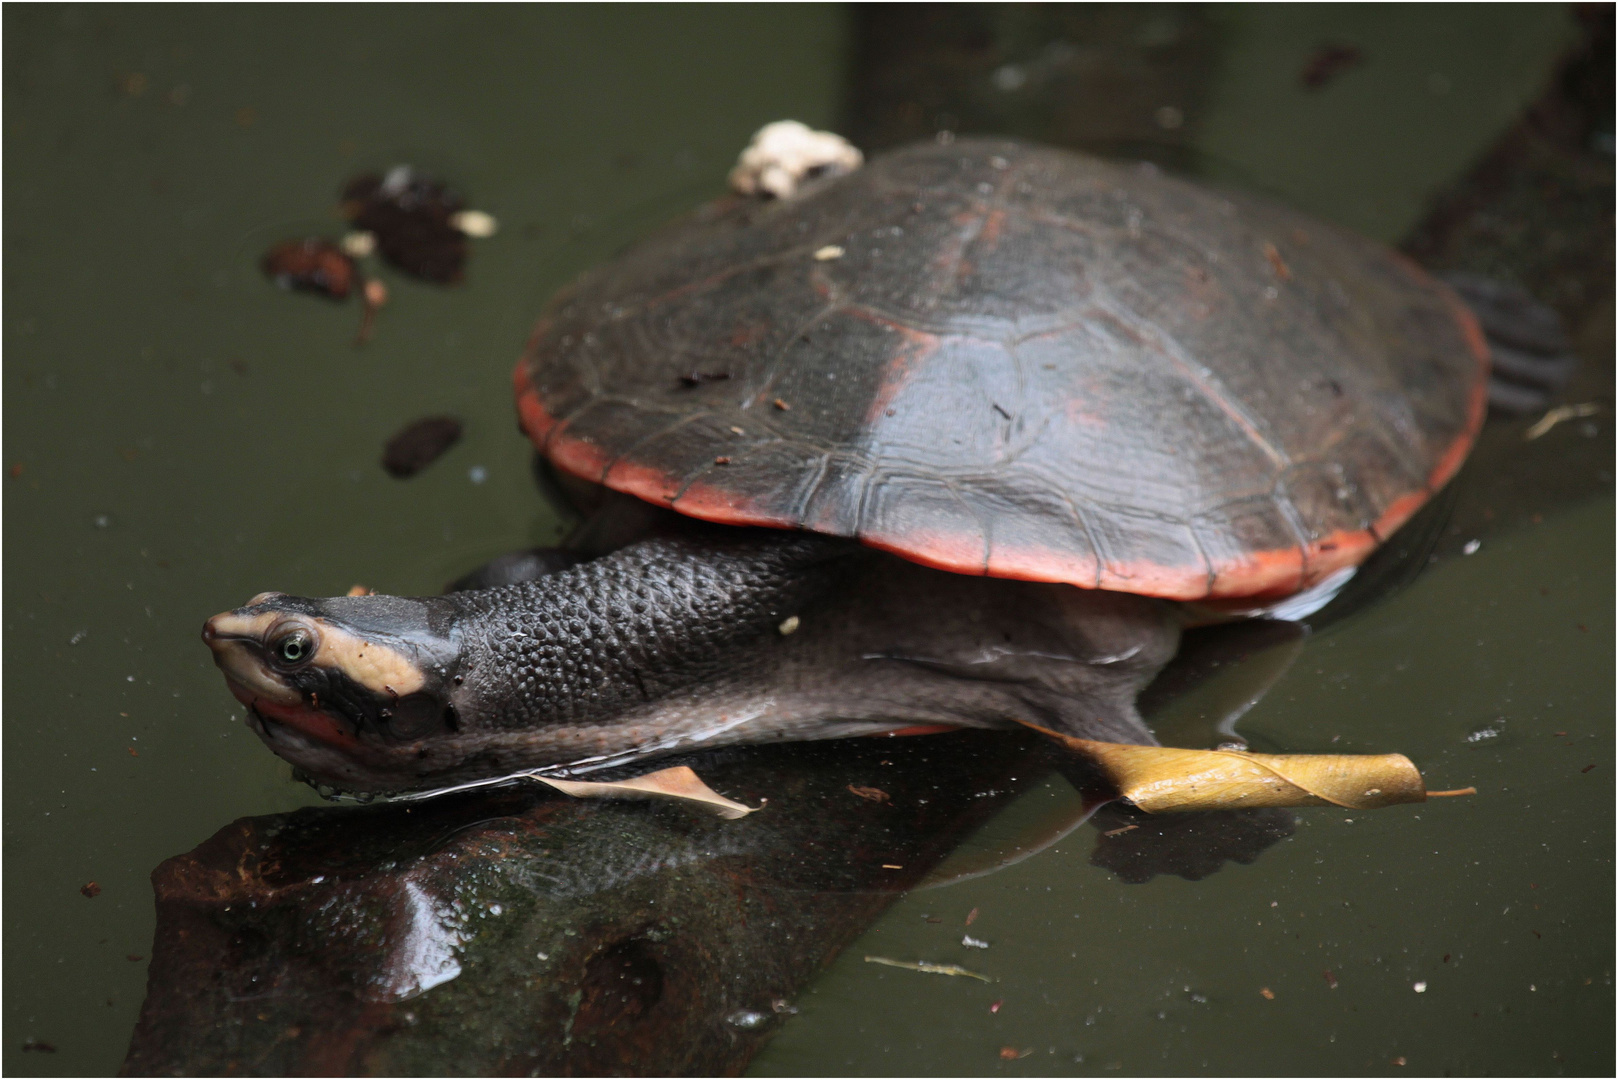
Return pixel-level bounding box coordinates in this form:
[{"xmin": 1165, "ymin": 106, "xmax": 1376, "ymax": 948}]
[
  {"xmin": 122, "ymin": 711, "xmax": 1306, "ymax": 1077},
  {"xmin": 121, "ymin": 732, "xmax": 1062, "ymax": 1076}
]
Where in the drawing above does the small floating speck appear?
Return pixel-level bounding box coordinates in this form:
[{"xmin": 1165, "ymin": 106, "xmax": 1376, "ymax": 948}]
[
  {"xmin": 813, "ymin": 245, "xmax": 844, "ymax": 261},
  {"xmin": 469, "ymin": 465, "xmax": 488, "ymax": 484},
  {"xmin": 1462, "ymin": 539, "xmax": 1481, "ymax": 555},
  {"xmin": 450, "ymin": 209, "xmax": 499, "ymax": 238},
  {"xmin": 340, "ymin": 231, "xmax": 377, "ymax": 258}
]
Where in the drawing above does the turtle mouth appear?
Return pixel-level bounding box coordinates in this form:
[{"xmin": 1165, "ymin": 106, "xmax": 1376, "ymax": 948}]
[
  {"xmin": 205, "ymin": 618, "xmax": 361, "ymax": 751},
  {"xmin": 227, "ymin": 676, "xmax": 360, "ymax": 750}
]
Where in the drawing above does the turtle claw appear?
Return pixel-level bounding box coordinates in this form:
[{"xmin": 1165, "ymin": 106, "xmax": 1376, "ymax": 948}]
[
  {"xmin": 1444, "ymin": 273, "xmax": 1579, "ymax": 415},
  {"xmin": 1486, "ymin": 334, "xmax": 1580, "ymax": 413}
]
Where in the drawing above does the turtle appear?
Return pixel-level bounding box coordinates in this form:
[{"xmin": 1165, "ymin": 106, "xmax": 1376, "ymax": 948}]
[{"xmin": 203, "ymin": 137, "xmax": 1490, "ymax": 796}]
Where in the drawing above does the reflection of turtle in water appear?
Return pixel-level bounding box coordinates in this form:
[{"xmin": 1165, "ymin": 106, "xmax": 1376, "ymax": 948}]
[{"xmin": 206, "ymin": 136, "xmax": 1503, "ymax": 797}]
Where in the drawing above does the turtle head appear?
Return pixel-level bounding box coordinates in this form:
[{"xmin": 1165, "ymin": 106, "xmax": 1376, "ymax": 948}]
[{"xmin": 202, "ymin": 591, "xmax": 464, "ymax": 791}]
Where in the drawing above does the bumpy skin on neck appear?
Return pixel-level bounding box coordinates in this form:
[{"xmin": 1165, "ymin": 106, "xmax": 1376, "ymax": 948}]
[
  {"xmin": 446, "ymin": 531, "xmax": 850, "ymax": 746},
  {"xmin": 208, "ymin": 527, "xmax": 1181, "ymax": 793}
]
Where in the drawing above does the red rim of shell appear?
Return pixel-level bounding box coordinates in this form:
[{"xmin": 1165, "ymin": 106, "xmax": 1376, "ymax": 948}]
[{"xmin": 512, "ymin": 269, "xmax": 1489, "ymax": 604}]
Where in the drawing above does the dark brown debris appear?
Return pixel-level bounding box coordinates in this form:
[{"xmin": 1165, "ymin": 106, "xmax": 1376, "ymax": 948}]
[
  {"xmin": 21, "ymin": 1039, "xmax": 57, "ymax": 1053},
  {"xmin": 382, "ymin": 416, "xmax": 463, "ymax": 479},
  {"xmin": 678, "ymin": 371, "xmax": 732, "ymax": 388},
  {"xmin": 847, "ymin": 784, "xmax": 890, "ymax": 803},
  {"xmin": 341, "ymin": 167, "xmax": 468, "ymax": 284},
  {"xmin": 261, "ymin": 239, "xmax": 355, "ymax": 300},
  {"xmin": 80, "ymin": 881, "xmax": 101, "ymax": 898},
  {"xmin": 1300, "ymin": 43, "xmax": 1364, "ymax": 90}
]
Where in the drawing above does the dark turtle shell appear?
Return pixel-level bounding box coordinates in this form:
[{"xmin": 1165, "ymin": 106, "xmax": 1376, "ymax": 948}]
[{"xmin": 515, "ymin": 139, "xmax": 1487, "ymax": 601}]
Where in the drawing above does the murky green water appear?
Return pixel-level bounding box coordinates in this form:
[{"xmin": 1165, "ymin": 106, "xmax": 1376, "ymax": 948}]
[{"xmin": 4, "ymin": 5, "xmax": 1610, "ymax": 1076}]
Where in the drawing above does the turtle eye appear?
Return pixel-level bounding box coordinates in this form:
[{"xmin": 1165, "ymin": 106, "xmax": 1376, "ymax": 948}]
[{"xmin": 272, "ymin": 630, "xmax": 315, "ymax": 667}]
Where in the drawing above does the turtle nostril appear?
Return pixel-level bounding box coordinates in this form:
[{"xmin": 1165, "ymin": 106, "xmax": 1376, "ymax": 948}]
[{"xmin": 201, "ymin": 615, "xmax": 230, "ymax": 650}]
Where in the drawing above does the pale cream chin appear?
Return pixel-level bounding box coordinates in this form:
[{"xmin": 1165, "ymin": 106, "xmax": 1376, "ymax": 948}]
[{"xmin": 214, "ymin": 643, "xmax": 301, "ymax": 705}]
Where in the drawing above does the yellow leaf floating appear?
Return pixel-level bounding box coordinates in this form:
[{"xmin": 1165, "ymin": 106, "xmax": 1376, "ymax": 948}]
[
  {"xmin": 1026, "ymin": 724, "xmax": 1440, "ymax": 812},
  {"xmin": 530, "ymin": 765, "xmax": 759, "ymax": 820}
]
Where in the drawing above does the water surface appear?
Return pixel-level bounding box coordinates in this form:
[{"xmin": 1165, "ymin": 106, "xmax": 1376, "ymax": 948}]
[{"xmin": 4, "ymin": 5, "xmax": 1610, "ymax": 1076}]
